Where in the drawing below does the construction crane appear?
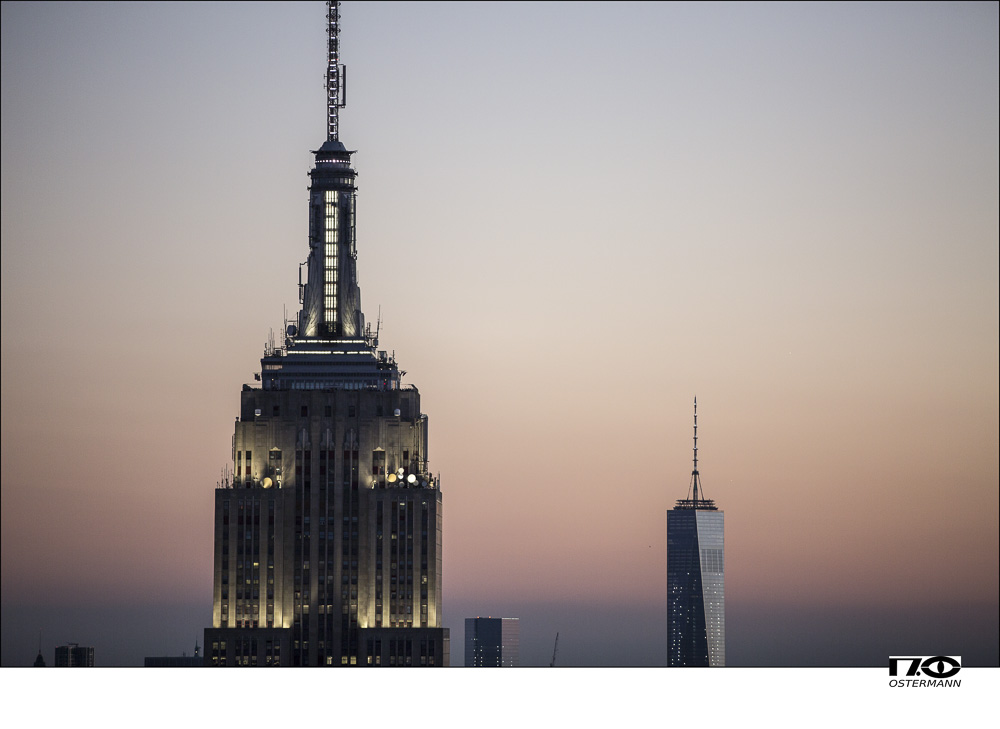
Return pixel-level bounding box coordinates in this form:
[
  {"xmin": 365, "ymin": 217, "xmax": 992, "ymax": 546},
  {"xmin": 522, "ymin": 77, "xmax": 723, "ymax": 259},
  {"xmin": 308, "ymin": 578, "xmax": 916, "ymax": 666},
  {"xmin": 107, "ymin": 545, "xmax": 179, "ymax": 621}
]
[{"xmin": 549, "ymin": 632, "xmax": 559, "ymax": 667}]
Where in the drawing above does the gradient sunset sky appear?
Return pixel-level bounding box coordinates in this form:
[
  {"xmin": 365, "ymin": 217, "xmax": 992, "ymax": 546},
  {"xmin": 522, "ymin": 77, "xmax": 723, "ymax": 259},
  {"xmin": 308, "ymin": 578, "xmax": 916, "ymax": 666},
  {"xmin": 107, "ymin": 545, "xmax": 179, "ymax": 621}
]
[{"xmin": 2, "ymin": 1, "xmax": 997, "ymax": 667}]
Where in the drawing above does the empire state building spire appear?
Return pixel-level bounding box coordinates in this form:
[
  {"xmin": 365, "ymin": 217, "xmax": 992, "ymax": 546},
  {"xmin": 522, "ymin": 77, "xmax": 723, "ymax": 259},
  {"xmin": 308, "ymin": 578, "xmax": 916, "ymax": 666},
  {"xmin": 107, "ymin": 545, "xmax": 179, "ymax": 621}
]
[
  {"xmin": 298, "ymin": 0, "xmax": 363, "ymax": 341},
  {"xmin": 258, "ymin": 0, "xmax": 399, "ymax": 391}
]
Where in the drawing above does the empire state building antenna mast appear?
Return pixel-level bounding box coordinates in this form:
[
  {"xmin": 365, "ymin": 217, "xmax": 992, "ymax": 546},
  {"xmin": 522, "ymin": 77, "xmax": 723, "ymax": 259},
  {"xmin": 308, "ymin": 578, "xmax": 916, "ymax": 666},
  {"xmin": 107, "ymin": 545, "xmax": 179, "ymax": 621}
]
[{"xmin": 327, "ymin": 1, "xmax": 346, "ymax": 142}]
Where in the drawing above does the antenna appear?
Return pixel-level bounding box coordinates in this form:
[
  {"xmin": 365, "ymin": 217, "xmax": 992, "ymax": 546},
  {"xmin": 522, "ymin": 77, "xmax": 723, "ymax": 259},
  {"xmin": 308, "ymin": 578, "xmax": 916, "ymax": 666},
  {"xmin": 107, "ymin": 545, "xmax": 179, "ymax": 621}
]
[
  {"xmin": 690, "ymin": 396, "xmax": 702, "ymax": 503},
  {"xmin": 326, "ymin": 1, "xmax": 347, "ymax": 141},
  {"xmin": 34, "ymin": 630, "xmax": 46, "ymax": 667}
]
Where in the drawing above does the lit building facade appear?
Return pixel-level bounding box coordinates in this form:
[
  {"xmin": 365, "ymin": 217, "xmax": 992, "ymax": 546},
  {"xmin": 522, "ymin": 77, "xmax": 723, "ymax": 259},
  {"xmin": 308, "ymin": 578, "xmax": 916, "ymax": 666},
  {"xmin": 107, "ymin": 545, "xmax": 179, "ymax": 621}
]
[
  {"xmin": 667, "ymin": 399, "xmax": 725, "ymax": 667},
  {"xmin": 465, "ymin": 618, "xmax": 519, "ymax": 667},
  {"xmin": 203, "ymin": 2, "xmax": 448, "ymax": 667}
]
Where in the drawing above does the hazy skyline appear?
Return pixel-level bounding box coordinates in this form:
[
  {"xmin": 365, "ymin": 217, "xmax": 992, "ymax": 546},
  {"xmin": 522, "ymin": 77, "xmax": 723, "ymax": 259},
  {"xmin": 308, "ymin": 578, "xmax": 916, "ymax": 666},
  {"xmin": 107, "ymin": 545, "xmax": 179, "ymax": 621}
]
[{"xmin": 2, "ymin": 1, "xmax": 997, "ymax": 666}]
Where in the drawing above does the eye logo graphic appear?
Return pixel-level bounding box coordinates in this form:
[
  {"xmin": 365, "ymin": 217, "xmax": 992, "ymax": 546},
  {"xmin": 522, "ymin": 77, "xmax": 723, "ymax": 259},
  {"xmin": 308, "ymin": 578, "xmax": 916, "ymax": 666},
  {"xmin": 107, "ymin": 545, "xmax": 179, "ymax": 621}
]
[{"xmin": 889, "ymin": 656, "xmax": 962, "ymax": 686}]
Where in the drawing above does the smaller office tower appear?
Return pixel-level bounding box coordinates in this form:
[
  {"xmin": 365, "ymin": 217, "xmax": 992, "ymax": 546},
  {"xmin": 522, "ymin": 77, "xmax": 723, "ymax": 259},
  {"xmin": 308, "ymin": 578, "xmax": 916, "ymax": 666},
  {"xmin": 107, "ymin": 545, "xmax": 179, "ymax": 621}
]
[
  {"xmin": 465, "ymin": 617, "xmax": 519, "ymax": 667},
  {"xmin": 667, "ymin": 399, "xmax": 725, "ymax": 667},
  {"xmin": 54, "ymin": 644, "xmax": 95, "ymax": 667}
]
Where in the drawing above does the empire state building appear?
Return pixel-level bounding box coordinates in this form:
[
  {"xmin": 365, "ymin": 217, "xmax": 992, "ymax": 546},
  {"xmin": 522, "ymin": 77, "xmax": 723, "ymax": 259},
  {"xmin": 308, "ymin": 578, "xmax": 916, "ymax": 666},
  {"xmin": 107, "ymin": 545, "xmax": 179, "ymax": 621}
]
[{"xmin": 204, "ymin": 2, "xmax": 449, "ymax": 667}]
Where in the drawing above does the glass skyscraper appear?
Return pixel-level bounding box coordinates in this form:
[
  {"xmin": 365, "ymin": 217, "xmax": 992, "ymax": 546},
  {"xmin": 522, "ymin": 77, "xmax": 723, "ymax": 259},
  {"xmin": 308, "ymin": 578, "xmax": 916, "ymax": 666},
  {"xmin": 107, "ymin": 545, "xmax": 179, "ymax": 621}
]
[
  {"xmin": 465, "ymin": 617, "xmax": 520, "ymax": 667},
  {"xmin": 667, "ymin": 399, "xmax": 725, "ymax": 666}
]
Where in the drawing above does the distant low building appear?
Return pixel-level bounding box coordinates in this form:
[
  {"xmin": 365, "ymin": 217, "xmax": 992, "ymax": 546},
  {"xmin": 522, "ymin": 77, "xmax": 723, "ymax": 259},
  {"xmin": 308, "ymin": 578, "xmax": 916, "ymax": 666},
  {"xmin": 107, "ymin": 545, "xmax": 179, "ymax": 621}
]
[
  {"xmin": 465, "ymin": 618, "xmax": 519, "ymax": 667},
  {"xmin": 145, "ymin": 643, "xmax": 203, "ymax": 667},
  {"xmin": 54, "ymin": 643, "xmax": 94, "ymax": 667},
  {"xmin": 145, "ymin": 655, "xmax": 202, "ymax": 667}
]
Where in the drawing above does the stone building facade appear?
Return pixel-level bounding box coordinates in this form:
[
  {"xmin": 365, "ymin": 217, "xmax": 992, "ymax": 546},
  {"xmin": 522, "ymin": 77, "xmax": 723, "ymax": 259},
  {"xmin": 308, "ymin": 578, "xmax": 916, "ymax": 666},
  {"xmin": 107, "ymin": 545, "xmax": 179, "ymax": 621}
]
[{"xmin": 203, "ymin": 1, "xmax": 447, "ymax": 667}]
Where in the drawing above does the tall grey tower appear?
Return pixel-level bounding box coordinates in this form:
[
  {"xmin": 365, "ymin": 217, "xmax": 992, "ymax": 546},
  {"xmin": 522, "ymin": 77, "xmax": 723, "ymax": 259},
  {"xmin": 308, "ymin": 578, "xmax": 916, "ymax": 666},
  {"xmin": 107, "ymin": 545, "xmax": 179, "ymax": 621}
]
[
  {"xmin": 666, "ymin": 398, "xmax": 725, "ymax": 666},
  {"xmin": 204, "ymin": 2, "xmax": 448, "ymax": 667}
]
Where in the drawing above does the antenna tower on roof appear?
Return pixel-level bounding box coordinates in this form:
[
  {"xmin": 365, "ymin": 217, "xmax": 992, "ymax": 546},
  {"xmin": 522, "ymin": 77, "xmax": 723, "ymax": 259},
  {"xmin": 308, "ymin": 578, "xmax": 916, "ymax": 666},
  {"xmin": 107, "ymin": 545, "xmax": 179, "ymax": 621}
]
[
  {"xmin": 690, "ymin": 396, "xmax": 703, "ymax": 503},
  {"xmin": 326, "ymin": 1, "xmax": 347, "ymax": 142}
]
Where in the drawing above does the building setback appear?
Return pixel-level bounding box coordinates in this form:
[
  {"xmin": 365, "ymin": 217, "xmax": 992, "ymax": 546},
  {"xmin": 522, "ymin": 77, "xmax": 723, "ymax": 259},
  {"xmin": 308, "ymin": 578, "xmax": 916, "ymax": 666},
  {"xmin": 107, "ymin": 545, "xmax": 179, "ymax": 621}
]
[
  {"xmin": 465, "ymin": 617, "xmax": 520, "ymax": 667},
  {"xmin": 667, "ymin": 399, "xmax": 725, "ymax": 667},
  {"xmin": 203, "ymin": 1, "xmax": 448, "ymax": 667}
]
